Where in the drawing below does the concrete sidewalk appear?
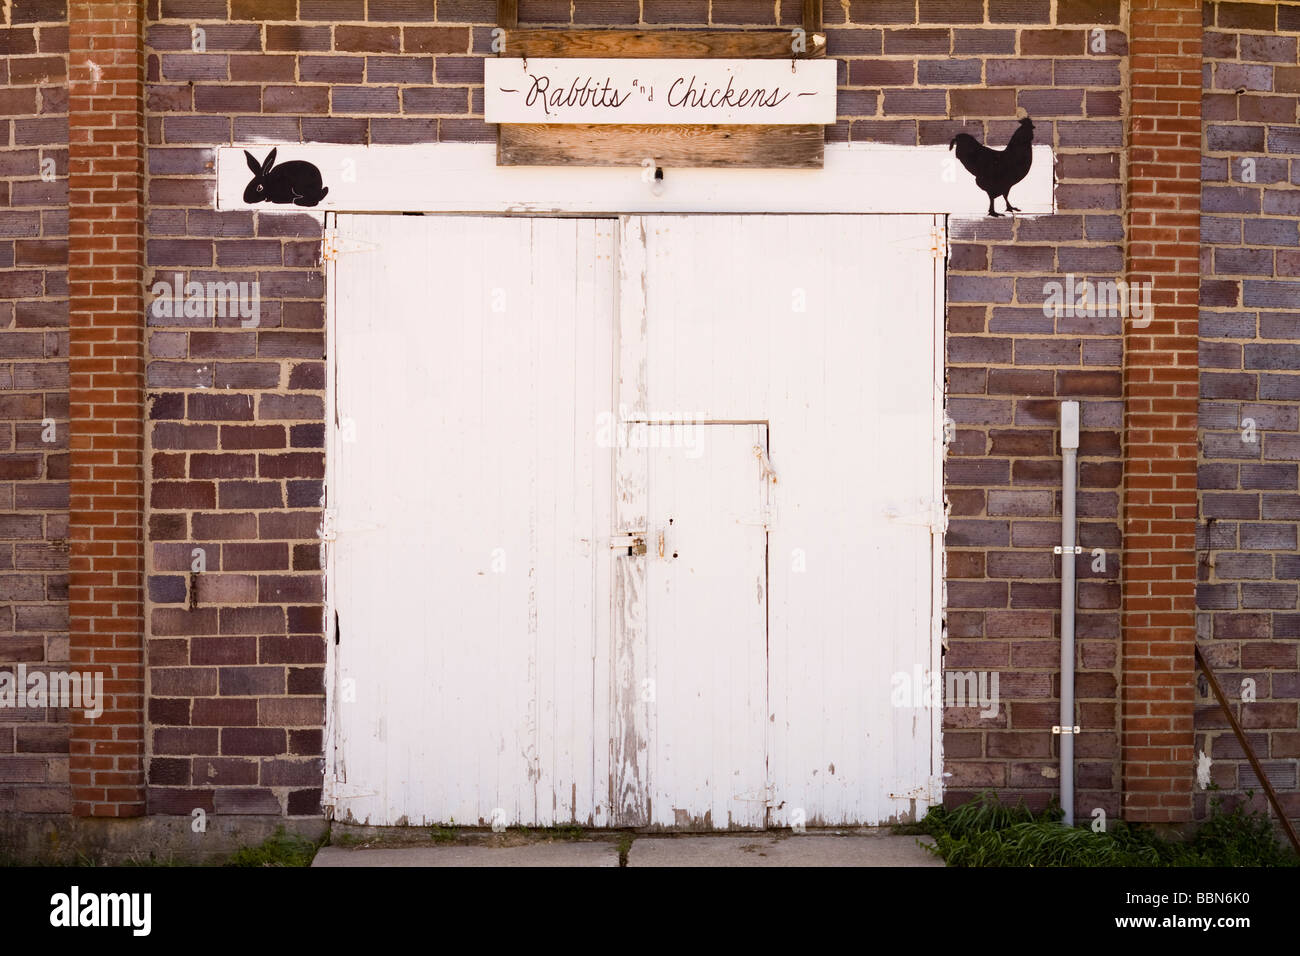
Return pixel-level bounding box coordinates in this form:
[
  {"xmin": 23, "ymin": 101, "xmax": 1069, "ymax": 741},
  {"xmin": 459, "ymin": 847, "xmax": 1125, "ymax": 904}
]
[
  {"xmin": 628, "ymin": 833, "xmax": 943, "ymax": 867},
  {"xmin": 313, "ymin": 842, "xmax": 620, "ymax": 867},
  {"xmin": 312, "ymin": 832, "xmax": 943, "ymax": 867}
]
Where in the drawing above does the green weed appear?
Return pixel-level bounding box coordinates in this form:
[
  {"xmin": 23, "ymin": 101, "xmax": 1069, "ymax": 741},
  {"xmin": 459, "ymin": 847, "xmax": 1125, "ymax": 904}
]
[
  {"xmin": 918, "ymin": 791, "xmax": 1298, "ymax": 868},
  {"xmin": 225, "ymin": 826, "xmax": 321, "ymax": 867}
]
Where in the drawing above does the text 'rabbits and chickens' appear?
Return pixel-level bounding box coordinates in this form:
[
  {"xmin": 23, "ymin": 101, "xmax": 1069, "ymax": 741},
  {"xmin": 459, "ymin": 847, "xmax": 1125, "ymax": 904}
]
[{"xmin": 484, "ymin": 59, "xmax": 838, "ymax": 125}]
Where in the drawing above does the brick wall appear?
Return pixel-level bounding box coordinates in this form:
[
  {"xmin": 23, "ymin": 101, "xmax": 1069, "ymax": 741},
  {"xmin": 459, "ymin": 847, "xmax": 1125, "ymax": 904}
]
[
  {"xmin": 135, "ymin": 0, "xmax": 1131, "ymax": 820},
  {"xmin": 937, "ymin": 1, "xmax": 1128, "ymax": 820},
  {"xmin": 1197, "ymin": 0, "xmax": 1300, "ymax": 827},
  {"xmin": 0, "ymin": 0, "xmax": 71, "ymax": 815},
  {"xmin": 1119, "ymin": 0, "xmax": 1201, "ymax": 825},
  {"xmin": 6, "ymin": 0, "xmax": 1294, "ymax": 830},
  {"xmin": 68, "ymin": 0, "xmax": 148, "ymax": 816}
]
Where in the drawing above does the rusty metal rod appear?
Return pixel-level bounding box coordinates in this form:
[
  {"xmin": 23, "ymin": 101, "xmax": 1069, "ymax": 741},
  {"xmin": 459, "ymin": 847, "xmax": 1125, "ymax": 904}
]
[{"xmin": 1194, "ymin": 644, "xmax": 1300, "ymax": 855}]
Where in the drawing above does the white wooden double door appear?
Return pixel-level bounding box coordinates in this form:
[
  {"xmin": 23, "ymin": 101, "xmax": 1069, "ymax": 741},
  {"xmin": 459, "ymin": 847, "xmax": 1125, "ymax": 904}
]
[{"xmin": 329, "ymin": 213, "xmax": 942, "ymax": 829}]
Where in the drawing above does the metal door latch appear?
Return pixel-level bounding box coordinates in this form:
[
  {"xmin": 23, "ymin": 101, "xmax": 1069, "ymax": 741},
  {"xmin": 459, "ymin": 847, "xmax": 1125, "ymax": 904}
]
[{"xmin": 611, "ymin": 534, "xmax": 647, "ymax": 556}]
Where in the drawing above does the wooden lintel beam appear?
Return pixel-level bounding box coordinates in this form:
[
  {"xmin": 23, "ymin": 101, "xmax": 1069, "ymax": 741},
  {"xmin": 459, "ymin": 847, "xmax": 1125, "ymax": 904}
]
[
  {"xmin": 500, "ymin": 29, "xmax": 826, "ymax": 59},
  {"xmin": 498, "ymin": 124, "xmax": 824, "ymax": 169}
]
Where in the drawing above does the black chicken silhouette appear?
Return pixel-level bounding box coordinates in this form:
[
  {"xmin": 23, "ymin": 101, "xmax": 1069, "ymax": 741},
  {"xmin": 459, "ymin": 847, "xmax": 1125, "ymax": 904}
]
[{"xmin": 949, "ymin": 118, "xmax": 1034, "ymax": 217}]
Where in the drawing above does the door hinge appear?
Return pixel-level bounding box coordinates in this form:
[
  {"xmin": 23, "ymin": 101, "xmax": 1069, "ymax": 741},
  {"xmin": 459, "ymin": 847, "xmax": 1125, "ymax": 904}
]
[
  {"xmin": 929, "ymin": 225, "xmax": 947, "ymax": 260},
  {"xmin": 883, "ymin": 498, "xmax": 948, "ymax": 534},
  {"xmin": 320, "ymin": 509, "xmax": 338, "ymax": 542},
  {"xmin": 321, "ymin": 230, "xmax": 378, "ymax": 262},
  {"xmin": 322, "ymin": 773, "xmax": 376, "ymax": 806},
  {"xmin": 734, "ymin": 784, "xmax": 775, "ymax": 805}
]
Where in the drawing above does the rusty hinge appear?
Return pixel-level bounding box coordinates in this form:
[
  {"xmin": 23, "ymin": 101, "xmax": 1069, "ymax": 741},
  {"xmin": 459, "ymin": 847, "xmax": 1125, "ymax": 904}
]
[
  {"xmin": 929, "ymin": 225, "xmax": 947, "ymax": 259},
  {"xmin": 321, "ymin": 230, "xmax": 378, "ymax": 263}
]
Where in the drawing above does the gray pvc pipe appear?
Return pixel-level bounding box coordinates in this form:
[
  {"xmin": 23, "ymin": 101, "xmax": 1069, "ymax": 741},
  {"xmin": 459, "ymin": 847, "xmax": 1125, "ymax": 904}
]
[{"xmin": 1060, "ymin": 444, "xmax": 1077, "ymax": 826}]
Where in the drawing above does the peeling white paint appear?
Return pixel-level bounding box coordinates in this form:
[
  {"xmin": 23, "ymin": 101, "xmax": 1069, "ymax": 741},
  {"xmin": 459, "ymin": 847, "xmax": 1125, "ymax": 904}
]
[{"xmin": 327, "ymin": 213, "xmax": 944, "ymax": 828}]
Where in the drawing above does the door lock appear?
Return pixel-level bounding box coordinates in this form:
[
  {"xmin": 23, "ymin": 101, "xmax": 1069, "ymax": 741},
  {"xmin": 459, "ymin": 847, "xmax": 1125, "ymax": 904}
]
[{"xmin": 611, "ymin": 534, "xmax": 647, "ymax": 556}]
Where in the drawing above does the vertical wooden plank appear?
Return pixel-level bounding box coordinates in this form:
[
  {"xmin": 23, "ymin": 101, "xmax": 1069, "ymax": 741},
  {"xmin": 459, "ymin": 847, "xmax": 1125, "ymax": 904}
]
[
  {"xmin": 532, "ymin": 217, "xmax": 558, "ymax": 826},
  {"xmin": 928, "ymin": 213, "xmax": 947, "ymax": 811},
  {"xmin": 611, "ymin": 217, "xmax": 649, "ymax": 827},
  {"xmin": 803, "ymin": 0, "xmax": 823, "ymax": 35},
  {"xmin": 498, "ymin": 0, "xmax": 518, "ymax": 29},
  {"xmin": 591, "ymin": 220, "xmax": 617, "ymax": 826},
  {"xmin": 527, "ymin": 216, "xmax": 605, "ymax": 826},
  {"xmin": 455, "ymin": 218, "xmax": 484, "ymax": 825},
  {"xmin": 563, "ymin": 219, "xmax": 611, "ymax": 826},
  {"xmin": 558, "ymin": 219, "xmax": 585, "ymax": 824},
  {"xmin": 479, "ymin": 217, "xmax": 520, "ymax": 825}
]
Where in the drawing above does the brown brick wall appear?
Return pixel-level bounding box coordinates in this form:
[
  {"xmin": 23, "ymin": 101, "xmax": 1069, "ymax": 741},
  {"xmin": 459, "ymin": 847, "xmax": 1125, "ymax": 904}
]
[
  {"xmin": 0, "ymin": 0, "xmax": 71, "ymax": 814},
  {"xmin": 938, "ymin": 5, "xmax": 1127, "ymax": 819},
  {"xmin": 140, "ymin": 0, "xmax": 1131, "ymax": 819},
  {"xmin": 68, "ymin": 0, "xmax": 148, "ymax": 816},
  {"xmin": 1, "ymin": 0, "xmax": 1292, "ymax": 829},
  {"xmin": 1119, "ymin": 0, "xmax": 1202, "ymax": 825},
  {"xmin": 1197, "ymin": 0, "xmax": 1300, "ymax": 826}
]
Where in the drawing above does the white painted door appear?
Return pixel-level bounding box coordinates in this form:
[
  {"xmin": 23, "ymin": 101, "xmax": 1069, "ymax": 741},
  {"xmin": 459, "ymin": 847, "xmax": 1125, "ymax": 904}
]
[
  {"xmin": 611, "ymin": 423, "xmax": 771, "ymax": 828},
  {"xmin": 329, "ymin": 215, "xmax": 616, "ymax": 827},
  {"xmin": 329, "ymin": 213, "xmax": 942, "ymax": 829},
  {"xmin": 614, "ymin": 215, "xmax": 944, "ymax": 828}
]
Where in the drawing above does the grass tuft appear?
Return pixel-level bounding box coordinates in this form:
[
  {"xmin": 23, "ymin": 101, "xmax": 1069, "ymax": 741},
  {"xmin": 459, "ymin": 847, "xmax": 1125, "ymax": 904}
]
[
  {"xmin": 224, "ymin": 826, "xmax": 321, "ymax": 867},
  {"xmin": 917, "ymin": 791, "xmax": 1298, "ymax": 868}
]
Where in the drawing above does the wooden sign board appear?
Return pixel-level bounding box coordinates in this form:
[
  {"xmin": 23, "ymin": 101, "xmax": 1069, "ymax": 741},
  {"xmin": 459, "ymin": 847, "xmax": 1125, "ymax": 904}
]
[
  {"xmin": 493, "ymin": 28, "xmax": 831, "ymax": 169},
  {"xmin": 485, "ymin": 58, "xmax": 837, "ymax": 126}
]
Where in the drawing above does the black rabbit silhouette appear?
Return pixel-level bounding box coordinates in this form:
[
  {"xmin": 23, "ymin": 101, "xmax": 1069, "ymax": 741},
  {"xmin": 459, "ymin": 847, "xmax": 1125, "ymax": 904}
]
[{"xmin": 242, "ymin": 149, "xmax": 329, "ymax": 207}]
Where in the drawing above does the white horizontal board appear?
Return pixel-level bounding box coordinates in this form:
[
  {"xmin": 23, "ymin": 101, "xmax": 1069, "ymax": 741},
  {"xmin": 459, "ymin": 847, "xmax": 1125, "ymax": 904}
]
[
  {"xmin": 216, "ymin": 142, "xmax": 1054, "ymax": 216},
  {"xmin": 484, "ymin": 57, "xmax": 837, "ymax": 125}
]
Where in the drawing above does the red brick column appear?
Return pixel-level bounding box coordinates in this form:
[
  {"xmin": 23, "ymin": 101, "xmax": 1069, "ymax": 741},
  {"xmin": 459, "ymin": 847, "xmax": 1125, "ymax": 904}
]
[
  {"xmin": 1121, "ymin": 0, "xmax": 1202, "ymax": 823},
  {"xmin": 67, "ymin": 1, "xmax": 147, "ymax": 816}
]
